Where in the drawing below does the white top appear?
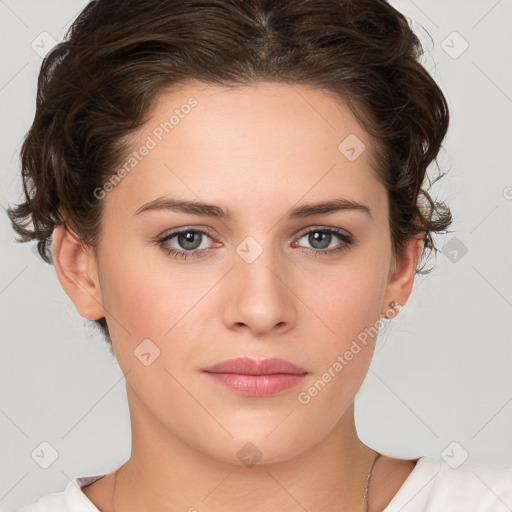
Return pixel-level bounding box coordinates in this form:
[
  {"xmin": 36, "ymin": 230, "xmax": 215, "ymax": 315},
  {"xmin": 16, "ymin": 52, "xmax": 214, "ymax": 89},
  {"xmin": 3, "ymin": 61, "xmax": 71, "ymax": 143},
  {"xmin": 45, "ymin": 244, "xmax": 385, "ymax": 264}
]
[{"xmin": 12, "ymin": 456, "xmax": 512, "ymax": 511}]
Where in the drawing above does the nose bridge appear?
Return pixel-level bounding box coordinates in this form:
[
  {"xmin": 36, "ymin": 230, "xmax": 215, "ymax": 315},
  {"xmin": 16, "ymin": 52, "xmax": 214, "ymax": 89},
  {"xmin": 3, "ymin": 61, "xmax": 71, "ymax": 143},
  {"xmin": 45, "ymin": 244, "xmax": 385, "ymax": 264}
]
[{"xmin": 222, "ymin": 233, "xmax": 295, "ymax": 335}]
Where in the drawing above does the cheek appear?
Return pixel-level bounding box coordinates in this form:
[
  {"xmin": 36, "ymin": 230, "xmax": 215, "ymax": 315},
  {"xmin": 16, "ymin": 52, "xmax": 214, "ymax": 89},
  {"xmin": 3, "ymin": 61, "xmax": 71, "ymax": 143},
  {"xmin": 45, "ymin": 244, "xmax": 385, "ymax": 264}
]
[
  {"xmin": 303, "ymin": 253, "xmax": 388, "ymax": 343},
  {"xmin": 295, "ymin": 246, "xmax": 390, "ymax": 394},
  {"xmin": 99, "ymin": 246, "xmax": 212, "ymax": 339},
  {"xmin": 293, "ymin": 274, "xmax": 384, "ymax": 430},
  {"xmin": 99, "ymin": 253, "xmax": 210, "ymax": 395}
]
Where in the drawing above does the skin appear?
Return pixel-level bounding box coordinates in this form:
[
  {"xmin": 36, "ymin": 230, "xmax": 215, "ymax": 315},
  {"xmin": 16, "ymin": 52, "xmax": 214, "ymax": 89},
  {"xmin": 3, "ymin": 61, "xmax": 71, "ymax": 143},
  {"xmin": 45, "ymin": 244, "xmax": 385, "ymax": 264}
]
[{"xmin": 52, "ymin": 81, "xmax": 423, "ymax": 512}]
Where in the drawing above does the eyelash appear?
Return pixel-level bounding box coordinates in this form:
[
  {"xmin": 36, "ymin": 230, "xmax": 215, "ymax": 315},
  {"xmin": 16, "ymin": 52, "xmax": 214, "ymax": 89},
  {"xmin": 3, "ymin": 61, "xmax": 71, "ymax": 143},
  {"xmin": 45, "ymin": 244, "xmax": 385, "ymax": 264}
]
[{"xmin": 157, "ymin": 226, "xmax": 353, "ymax": 260}]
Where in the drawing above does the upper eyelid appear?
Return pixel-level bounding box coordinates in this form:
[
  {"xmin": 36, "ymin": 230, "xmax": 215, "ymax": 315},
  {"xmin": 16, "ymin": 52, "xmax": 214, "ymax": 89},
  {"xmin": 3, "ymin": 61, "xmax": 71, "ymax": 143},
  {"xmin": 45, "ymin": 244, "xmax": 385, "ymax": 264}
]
[
  {"xmin": 159, "ymin": 226, "xmax": 215, "ymax": 239},
  {"xmin": 295, "ymin": 225, "xmax": 351, "ymax": 237}
]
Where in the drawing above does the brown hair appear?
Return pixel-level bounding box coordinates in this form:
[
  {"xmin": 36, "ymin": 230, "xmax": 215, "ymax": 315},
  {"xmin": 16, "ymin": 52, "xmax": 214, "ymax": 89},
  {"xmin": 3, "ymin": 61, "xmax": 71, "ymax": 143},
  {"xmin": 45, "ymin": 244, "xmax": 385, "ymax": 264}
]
[{"xmin": 7, "ymin": 0, "xmax": 452, "ymax": 345}]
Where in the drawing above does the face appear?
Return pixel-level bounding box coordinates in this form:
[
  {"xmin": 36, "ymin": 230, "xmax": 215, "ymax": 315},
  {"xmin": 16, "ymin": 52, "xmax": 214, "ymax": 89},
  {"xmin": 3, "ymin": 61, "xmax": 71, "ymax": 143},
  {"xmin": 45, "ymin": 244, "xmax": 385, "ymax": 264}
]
[{"xmin": 70, "ymin": 81, "xmax": 410, "ymax": 464}]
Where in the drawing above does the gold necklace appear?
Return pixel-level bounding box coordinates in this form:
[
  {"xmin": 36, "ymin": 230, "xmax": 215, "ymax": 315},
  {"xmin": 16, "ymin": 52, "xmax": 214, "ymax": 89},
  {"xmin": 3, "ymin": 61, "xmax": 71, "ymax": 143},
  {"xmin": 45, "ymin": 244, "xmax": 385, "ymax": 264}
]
[{"xmin": 112, "ymin": 451, "xmax": 381, "ymax": 512}]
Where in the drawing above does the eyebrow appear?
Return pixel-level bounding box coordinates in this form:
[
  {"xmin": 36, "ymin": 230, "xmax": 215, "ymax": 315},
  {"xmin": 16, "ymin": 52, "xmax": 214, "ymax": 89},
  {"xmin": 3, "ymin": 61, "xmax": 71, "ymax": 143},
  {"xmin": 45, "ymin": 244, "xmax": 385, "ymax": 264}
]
[{"xmin": 134, "ymin": 196, "xmax": 372, "ymax": 220}]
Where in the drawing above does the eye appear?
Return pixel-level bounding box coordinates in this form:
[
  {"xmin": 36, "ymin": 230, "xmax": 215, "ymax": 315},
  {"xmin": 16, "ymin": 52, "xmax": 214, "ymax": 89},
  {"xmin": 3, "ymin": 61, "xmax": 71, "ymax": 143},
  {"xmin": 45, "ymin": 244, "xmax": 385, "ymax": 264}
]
[
  {"xmin": 292, "ymin": 227, "xmax": 353, "ymax": 256},
  {"xmin": 158, "ymin": 228, "xmax": 217, "ymax": 260},
  {"xmin": 157, "ymin": 226, "xmax": 353, "ymax": 261}
]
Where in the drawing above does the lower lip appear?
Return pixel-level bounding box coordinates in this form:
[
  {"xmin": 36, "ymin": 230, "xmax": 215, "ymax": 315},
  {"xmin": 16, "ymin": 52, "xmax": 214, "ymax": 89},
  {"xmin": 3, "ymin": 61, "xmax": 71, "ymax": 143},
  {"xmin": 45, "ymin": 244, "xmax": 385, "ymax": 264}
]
[{"xmin": 204, "ymin": 372, "xmax": 307, "ymax": 397}]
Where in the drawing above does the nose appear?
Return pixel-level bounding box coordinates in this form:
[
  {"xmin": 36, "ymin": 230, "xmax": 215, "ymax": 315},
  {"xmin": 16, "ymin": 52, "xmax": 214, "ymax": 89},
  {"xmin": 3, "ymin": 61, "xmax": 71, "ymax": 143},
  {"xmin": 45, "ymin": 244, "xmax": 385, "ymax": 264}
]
[{"xmin": 222, "ymin": 245, "xmax": 297, "ymax": 337}]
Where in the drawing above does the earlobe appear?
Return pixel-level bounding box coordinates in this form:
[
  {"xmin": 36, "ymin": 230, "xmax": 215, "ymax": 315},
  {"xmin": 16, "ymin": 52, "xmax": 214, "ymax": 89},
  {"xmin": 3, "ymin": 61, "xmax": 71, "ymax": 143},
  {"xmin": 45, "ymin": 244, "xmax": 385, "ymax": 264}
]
[{"xmin": 52, "ymin": 221, "xmax": 105, "ymax": 321}]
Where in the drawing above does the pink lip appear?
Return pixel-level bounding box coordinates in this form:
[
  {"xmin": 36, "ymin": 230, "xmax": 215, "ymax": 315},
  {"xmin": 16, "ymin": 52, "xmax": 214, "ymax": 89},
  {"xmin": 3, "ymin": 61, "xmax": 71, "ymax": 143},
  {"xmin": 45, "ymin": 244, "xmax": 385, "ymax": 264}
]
[{"xmin": 203, "ymin": 357, "xmax": 308, "ymax": 397}]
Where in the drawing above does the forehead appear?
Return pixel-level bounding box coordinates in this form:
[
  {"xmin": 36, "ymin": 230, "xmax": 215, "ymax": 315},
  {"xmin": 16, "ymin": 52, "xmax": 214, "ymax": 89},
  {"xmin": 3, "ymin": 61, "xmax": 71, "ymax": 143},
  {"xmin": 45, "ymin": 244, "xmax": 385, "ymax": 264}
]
[
  {"xmin": 103, "ymin": 81, "xmax": 386, "ymax": 223},
  {"xmin": 142, "ymin": 80, "xmax": 376, "ymax": 164}
]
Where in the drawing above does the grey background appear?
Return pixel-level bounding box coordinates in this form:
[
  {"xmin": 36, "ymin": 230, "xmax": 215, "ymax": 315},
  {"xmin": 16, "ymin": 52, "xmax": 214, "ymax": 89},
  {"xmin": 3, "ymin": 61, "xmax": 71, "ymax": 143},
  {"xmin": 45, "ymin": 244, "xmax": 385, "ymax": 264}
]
[{"xmin": 1, "ymin": 0, "xmax": 511, "ymax": 510}]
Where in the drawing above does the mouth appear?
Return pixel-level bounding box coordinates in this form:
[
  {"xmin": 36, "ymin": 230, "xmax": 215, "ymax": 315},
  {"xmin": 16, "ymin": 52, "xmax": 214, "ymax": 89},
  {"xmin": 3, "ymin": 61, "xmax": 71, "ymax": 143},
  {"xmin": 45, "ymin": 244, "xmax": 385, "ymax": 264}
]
[{"xmin": 202, "ymin": 357, "xmax": 308, "ymax": 397}]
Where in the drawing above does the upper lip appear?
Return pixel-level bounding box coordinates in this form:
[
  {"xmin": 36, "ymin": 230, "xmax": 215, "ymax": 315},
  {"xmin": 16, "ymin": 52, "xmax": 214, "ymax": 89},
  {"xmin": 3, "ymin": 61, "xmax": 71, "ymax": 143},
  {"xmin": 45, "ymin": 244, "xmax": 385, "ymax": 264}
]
[{"xmin": 203, "ymin": 357, "xmax": 307, "ymax": 375}]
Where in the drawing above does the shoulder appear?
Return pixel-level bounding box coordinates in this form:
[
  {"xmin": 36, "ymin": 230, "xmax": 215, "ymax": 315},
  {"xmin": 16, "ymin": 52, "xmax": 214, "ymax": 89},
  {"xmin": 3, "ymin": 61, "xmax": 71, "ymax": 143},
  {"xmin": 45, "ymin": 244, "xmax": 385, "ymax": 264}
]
[
  {"xmin": 12, "ymin": 475, "xmax": 105, "ymax": 512},
  {"xmin": 385, "ymin": 455, "xmax": 512, "ymax": 511}
]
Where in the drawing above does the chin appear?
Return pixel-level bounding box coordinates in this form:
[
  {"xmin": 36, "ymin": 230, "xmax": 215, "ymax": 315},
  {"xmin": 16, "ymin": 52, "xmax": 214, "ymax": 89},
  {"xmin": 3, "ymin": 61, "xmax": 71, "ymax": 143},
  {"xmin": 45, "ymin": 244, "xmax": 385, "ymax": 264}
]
[{"xmin": 193, "ymin": 426, "xmax": 322, "ymax": 467}]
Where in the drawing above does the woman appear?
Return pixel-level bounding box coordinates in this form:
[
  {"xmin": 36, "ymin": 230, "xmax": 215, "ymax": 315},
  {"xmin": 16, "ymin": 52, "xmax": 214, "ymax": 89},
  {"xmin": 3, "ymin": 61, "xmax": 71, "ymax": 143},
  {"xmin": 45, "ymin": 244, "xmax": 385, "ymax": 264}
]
[{"xmin": 8, "ymin": 0, "xmax": 512, "ymax": 510}]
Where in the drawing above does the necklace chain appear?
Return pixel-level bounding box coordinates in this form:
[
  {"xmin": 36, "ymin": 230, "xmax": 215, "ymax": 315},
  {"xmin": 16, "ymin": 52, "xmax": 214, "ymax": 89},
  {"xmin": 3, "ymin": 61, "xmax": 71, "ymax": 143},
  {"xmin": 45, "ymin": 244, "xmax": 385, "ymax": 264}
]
[
  {"xmin": 364, "ymin": 451, "xmax": 381, "ymax": 511},
  {"xmin": 112, "ymin": 451, "xmax": 381, "ymax": 512}
]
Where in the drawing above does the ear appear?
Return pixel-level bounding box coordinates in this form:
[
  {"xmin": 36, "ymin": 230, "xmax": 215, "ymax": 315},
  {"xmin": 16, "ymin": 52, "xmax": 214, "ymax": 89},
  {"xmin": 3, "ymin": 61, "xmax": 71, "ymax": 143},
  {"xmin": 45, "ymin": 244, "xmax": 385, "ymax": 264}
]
[
  {"xmin": 380, "ymin": 234, "xmax": 424, "ymax": 319},
  {"xmin": 51, "ymin": 217, "xmax": 105, "ymax": 321}
]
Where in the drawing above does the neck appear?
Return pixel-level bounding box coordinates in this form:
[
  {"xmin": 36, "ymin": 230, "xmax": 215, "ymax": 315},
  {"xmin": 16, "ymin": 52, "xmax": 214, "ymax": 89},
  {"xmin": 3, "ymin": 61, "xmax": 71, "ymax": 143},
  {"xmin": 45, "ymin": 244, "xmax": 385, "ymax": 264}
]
[{"xmin": 113, "ymin": 385, "xmax": 378, "ymax": 512}]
